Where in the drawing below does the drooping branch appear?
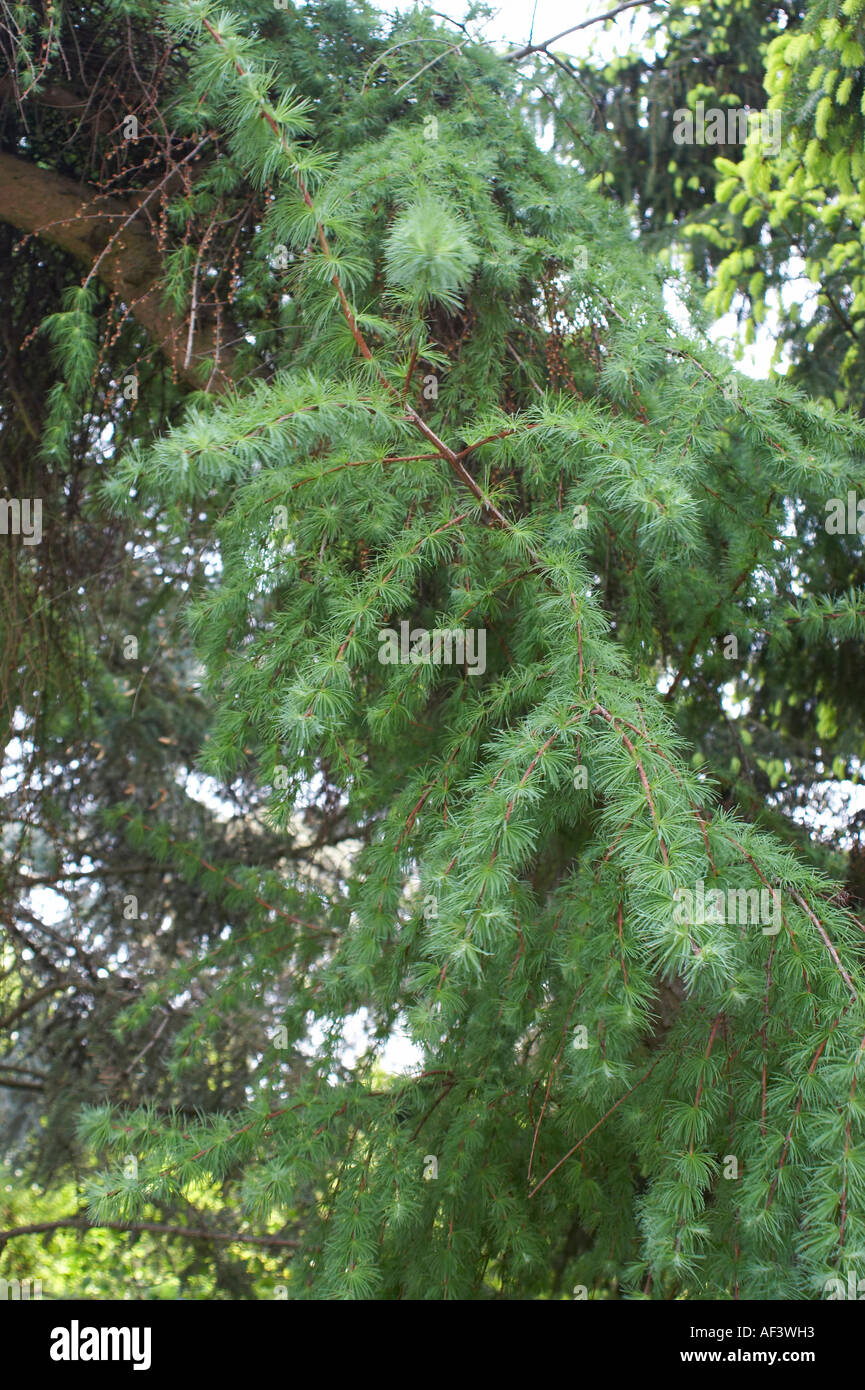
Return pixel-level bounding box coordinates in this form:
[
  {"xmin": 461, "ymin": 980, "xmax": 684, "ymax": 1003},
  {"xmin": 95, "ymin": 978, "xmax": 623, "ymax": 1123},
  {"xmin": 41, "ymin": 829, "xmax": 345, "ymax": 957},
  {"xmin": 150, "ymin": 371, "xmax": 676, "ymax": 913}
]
[{"xmin": 0, "ymin": 153, "xmax": 235, "ymax": 391}]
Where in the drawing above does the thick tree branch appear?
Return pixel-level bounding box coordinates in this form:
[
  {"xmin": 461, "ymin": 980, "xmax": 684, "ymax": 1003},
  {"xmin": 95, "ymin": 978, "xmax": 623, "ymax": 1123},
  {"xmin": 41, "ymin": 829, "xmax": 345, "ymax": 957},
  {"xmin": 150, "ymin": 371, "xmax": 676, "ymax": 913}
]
[
  {"xmin": 0, "ymin": 153, "xmax": 235, "ymax": 391},
  {"xmin": 0, "ymin": 1215, "xmax": 297, "ymax": 1249},
  {"xmin": 0, "ymin": 982, "xmax": 64, "ymax": 1032}
]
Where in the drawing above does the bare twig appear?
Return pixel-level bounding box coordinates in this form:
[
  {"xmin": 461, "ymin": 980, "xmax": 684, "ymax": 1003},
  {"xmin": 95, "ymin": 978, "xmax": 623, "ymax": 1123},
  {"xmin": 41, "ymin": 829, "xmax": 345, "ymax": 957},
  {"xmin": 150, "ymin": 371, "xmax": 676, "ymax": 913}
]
[
  {"xmin": 0, "ymin": 1215, "xmax": 297, "ymax": 1249},
  {"xmin": 790, "ymin": 889, "xmax": 858, "ymax": 1002},
  {"xmin": 506, "ymin": 1, "xmax": 661, "ymax": 62}
]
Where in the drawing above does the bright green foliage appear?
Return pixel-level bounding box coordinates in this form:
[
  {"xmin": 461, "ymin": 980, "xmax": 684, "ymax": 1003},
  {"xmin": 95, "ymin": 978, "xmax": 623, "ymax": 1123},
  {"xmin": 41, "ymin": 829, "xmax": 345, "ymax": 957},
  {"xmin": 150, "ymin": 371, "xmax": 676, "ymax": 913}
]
[
  {"xmin": 0, "ymin": 1168, "xmax": 284, "ymax": 1299},
  {"xmin": 533, "ymin": 0, "xmax": 802, "ymax": 240},
  {"xmin": 601, "ymin": 0, "xmax": 865, "ymax": 407},
  {"xmin": 701, "ymin": 0, "xmax": 865, "ymax": 402},
  {"xmin": 384, "ymin": 199, "xmax": 480, "ymax": 311}
]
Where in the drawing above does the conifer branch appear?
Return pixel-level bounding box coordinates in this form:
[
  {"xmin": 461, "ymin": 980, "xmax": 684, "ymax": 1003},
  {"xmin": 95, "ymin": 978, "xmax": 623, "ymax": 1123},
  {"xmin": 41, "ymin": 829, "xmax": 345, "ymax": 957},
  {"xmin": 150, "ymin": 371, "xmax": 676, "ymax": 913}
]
[
  {"xmin": 528, "ymin": 1059, "xmax": 661, "ymax": 1198},
  {"xmin": 0, "ymin": 152, "xmax": 236, "ymax": 390},
  {"xmin": 789, "ymin": 889, "xmax": 858, "ymax": 1002},
  {"xmin": 199, "ymin": 14, "xmax": 517, "ymax": 530}
]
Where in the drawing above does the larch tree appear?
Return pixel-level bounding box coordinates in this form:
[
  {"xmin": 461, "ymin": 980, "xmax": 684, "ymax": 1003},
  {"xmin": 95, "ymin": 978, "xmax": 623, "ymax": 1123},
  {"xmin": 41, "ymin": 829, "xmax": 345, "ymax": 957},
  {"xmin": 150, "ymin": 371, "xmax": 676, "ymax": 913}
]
[{"xmin": 3, "ymin": 0, "xmax": 865, "ymax": 1300}]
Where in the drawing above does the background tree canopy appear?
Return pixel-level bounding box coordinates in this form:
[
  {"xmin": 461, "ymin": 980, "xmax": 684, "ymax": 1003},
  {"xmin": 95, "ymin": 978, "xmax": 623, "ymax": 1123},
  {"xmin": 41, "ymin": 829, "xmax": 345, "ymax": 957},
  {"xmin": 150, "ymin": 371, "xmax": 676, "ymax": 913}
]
[{"xmin": 2, "ymin": 0, "xmax": 865, "ymax": 1301}]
